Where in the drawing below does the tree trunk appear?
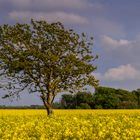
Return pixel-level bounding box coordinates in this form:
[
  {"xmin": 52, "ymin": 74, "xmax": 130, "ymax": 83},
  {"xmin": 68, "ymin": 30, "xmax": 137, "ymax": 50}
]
[
  {"xmin": 41, "ymin": 94, "xmax": 53, "ymax": 116},
  {"xmin": 44, "ymin": 101, "xmax": 53, "ymax": 115}
]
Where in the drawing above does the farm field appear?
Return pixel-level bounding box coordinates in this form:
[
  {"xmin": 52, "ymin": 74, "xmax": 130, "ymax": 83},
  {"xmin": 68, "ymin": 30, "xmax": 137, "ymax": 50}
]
[{"xmin": 0, "ymin": 109, "xmax": 140, "ymax": 140}]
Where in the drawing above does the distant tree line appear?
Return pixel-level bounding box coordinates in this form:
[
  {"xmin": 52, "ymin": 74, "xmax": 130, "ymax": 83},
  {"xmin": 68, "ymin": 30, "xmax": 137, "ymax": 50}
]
[
  {"xmin": 1, "ymin": 86, "xmax": 140, "ymax": 109},
  {"xmin": 0, "ymin": 105, "xmax": 45, "ymax": 109},
  {"xmin": 59, "ymin": 86, "xmax": 140, "ymax": 109}
]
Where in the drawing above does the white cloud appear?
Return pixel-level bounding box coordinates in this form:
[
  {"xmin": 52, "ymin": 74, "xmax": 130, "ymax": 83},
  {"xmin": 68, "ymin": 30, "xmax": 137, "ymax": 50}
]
[
  {"xmin": 94, "ymin": 64, "xmax": 140, "ymax": 81},
  {"xmin": 101, "ymin": 35, "xmax": 131, "ymax": 48},
  {"xmin": 9, "ymin": 11, "xmax": 89, "ymax": 25},
  {"xmin": 98, "ymin": 35, "xmax": 140, "ymax": 66},
  {"xmin": 104, "ymin": 64, "xmax": 140, "ymax": 81}
]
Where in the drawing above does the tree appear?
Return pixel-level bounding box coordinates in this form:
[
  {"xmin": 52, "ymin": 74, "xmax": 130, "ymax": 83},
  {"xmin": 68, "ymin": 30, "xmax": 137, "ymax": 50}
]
[
  {"xmin": 132, "ymin": 88, "xmax": 140, "ymax": 108},
  {"xmin": 61, "ymin": 91, "xmax": 94, "ymax": 109},
  {"xmin": 0, "ymin": 19, "xmax": 98, "ymax": 115},
  {"xmin": 94, "ymin": 86, "xmax": 120, "ymax": 109},
  {"xmin": 75, "ymin": 91, "xmax": 94, "ymax": 108},
  {"xmin": 61, "ymin": 94, "xmax": 75, "ymax": 109},
  {"xmin": 94, "ymin": 86, "xmax": 137, "ymax": 109},
  {"xmin": 116, "ymin": 89, "xmax": 137, "ymax": 109}
]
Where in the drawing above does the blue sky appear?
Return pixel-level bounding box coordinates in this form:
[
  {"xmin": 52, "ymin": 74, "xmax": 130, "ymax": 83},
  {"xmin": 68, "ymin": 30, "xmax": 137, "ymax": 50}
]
[{"xmin": 1, "ymin": 0, "xmax": 140, "ymax": 105}]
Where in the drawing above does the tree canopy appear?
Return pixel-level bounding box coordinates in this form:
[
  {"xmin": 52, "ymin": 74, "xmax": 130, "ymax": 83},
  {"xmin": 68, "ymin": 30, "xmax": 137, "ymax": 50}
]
[{"xmin": 0, "ymin": 19, "xmax": 98, "ymax": 115}]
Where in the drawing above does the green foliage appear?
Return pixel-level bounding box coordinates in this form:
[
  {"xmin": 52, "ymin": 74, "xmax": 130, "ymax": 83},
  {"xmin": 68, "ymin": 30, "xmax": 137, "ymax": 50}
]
[
  {"xmin": 0, "ymin": 20, "xmax": 98, "ymax": 114},
  {"xmin": 61, "ymin": 91, "xmax": 94, "ymax": 109},
  {"xmin": 60, "ymin": 86, "xmax": 139, "ymax": 109},
  {"xmin": 132, "ymin": 88, "xmax": 140, "ymax": 108},
  {"xmin": 75, "ymin": 92, "xmax": 94, "ymax": 108},
  {"xmin": 94, "ymin": 87, "xmax": 121, "ymax": 109},
  {"xmin": 61, "ymin": 94, "xmax": 75, "ymax": 109},
  {"xmin": 76, "ymin": 103, "xmax": 91, "ymax": 109},
  {"xmin": 94, "ymin": 87, "xmax": 138, "ymax": 109}
]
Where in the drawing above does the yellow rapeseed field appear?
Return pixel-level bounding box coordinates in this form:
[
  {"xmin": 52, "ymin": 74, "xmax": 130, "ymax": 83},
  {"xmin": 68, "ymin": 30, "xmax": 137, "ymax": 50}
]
[{"xmin": 0, "ymin": 109, "xmax": 140, "ymax": 140}]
